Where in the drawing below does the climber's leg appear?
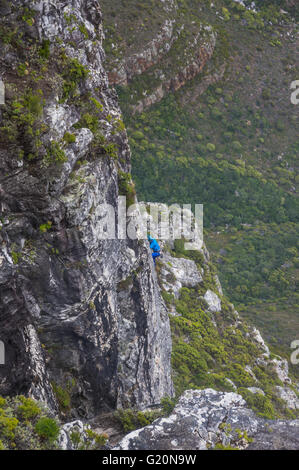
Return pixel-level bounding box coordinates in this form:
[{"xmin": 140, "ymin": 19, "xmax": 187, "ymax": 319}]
[{"xmin": 152, "ymin": 252, "xmax": 161, "ymax": 265}]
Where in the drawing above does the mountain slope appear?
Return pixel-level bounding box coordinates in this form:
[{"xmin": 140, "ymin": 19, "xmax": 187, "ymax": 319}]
[{"xmin": 101, "ymin": 0, "xmax": 299, "ymax": 375}]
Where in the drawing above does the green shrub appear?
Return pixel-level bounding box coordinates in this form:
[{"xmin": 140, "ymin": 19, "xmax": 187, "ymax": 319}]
[
  {"xmin": 238, "ymin": 388, "xmax": 275, "ymax": 419},
  {"xmin": 63, "ymin": 132, "xmax": 76, "ymax": 144},
  {"xmin": 61, "ymin": 58, "xmax": 89, "ymax": 101},
  {"xmin": 211, "ymin": 108, "xmax": 223, "ymax": 120},
  {"xmin": 0, "ymin": 398, "xmax": 6, "ymax": 408},
  {"xmin": 11, "ymin": 250, "xmax": 22, "ymax": 264},
  {"xmin": 35, "ymin": 417, "xmax": 60, "ymax": 443},
  {"xmin": 0, "ymin": 396, "xmax": 60, "ymax": 449},
  {"xmin": 232, "ymin": 140, "xmax": 242, "ymax": 151},
  {"xmin": 51, "ymin": 383, "xmax": 71, "ymax": 412},
  {"xmin": 70, "ymin": 428, "xmax": 108, "ymax": 450},
  {"xmin": 160, "ymin": 396, "xmax": 176, "ymax": 415},
  {"xmin": 84, "ymin": 429, "xmax": 108, "ymax": 449},
  {"xmin": 45, "ymin": 141, "xmax": 67, "ymax": 164},
  {"xmin": 206, "ymin": 143, "xmax": 216, "ymax": 152},
  {"xmin": 39, "ymin": 221, "xmax": 52, "ymax": 233},
  {"xmin": 118, "ymin": 171, "xmax": 136, "ymax": 207},
  {"xmin": 114, "ymin": 408, "xmax": 161, "ymax": 433},
  {"xmin": 39, "ymin": 40, "xmax": 51, "ymax": 59},
  {"xmin": 17, "ymin": 396, "xmax": 41, "ymax": 420},
  {"xmin": 132, "ymin": 130, "xmax": 145, "ymax": 140},
  {"xmin": 74, "ymin": 112, "xmax": 98, "ymax": 133},
  {"xmin": 161, "ymin": 289, "xmax": 175, "ymax": 306},
  {"xmin": 79, "ymin": 23, "xmax": 89, "ymax": 39},
  {"xmin": 0, "ymin": 413, "xmax": 19, "ymax": 439}
]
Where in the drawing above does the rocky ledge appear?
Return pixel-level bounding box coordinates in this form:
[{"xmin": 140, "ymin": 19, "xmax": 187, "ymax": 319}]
[{"xmin": 114, "ymin": 388, "xmax": 299, "ymax": 450}]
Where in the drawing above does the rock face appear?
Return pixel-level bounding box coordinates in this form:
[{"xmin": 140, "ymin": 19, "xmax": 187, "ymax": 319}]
[
  {"xmin": 0, "ymin": 0, "xmax": 173, "ymax": 418},
  {"xmin": 160, "ymin": 252, "xmax": 203, "ymax": 299},
  {"xmin": 203, "ymin": 289, "xmax": 222, "ymax": 313},
  {"xmin": 115, "ymin": 389, "xmax": 299, "ymax": 450},
  {"xmin": 275, "ymin": 386, "xmax": 299, "ymax": 410}
]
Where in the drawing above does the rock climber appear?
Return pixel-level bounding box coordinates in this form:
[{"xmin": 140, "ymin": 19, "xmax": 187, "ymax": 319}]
[{"xmin": 147, "ymin": 235, "xmax": 162, "ymax": 265}]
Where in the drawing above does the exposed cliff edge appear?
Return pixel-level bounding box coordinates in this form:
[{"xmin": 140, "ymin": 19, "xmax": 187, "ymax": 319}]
[{"xmin": 0, "ymin": 0, "xmax": 173, "ymax": 419}]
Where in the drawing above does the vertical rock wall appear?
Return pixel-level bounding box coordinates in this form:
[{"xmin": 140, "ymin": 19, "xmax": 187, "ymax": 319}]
[{"xmin": 0, "ymin": 0, "xmax": 173, "ymax": 418}]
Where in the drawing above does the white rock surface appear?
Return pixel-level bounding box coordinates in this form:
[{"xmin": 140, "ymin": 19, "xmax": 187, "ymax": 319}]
[
  {"xmin": 160, "ymin": 253, "xmax": 203, "ymax": 298},
  {"xmin": 247, "ymin": 387, "xmax": 265, "ymax": 396},
  {"xmin": 275, "ymin": 386, "xmax": 299, "ymax": 410},
  {"xmin": 204, "ymin": 289, "xmax": 222, "ymax": 312},
  {"xmin": 114, "ymin": 389, "xmax": 299, "ymax": 450}
]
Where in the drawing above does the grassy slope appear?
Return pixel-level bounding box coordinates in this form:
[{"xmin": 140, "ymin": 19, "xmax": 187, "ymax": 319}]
[
  {"xmin": 101, "ymin": 0, "xmax": 299, "ymax": 376},
  {"xmin": 158, "ymin": 240, "xmax": 298, "ymax": 420}
]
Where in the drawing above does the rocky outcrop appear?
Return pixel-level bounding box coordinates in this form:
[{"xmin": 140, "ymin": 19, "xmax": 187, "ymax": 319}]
[
  {"xmin": 58, "ymin": 420, "xmax": 87, "ymax": 450},
  {"xmin": 108, "ymin": 19, "xmax": 178, "ymax": 86},
  {"xmin": 160, "ymin": 252, "xmax": 203, "ymax": 299},
  {"xmin": 0, "ymin": 0, "xmax": 173, "ymax": 418},
  {"xmin": 131, "ymin": 28, "xmax": 216, "ymax": 114},
  {"xmin": 114, "ymin": 389, "xmax": 299, "ymax": 450},
  {"xmin": 275, "ymin": 386, "xmax": 299, "ymax": 410},
  {"xmin": 203, "ymin": 289, "xmax": 222, "ymax": 313}
]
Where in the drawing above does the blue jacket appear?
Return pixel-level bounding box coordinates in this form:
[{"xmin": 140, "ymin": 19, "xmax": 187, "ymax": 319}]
[{"xmin": 148, "ymin": 236, "xmax": 161, "ymax": 252}]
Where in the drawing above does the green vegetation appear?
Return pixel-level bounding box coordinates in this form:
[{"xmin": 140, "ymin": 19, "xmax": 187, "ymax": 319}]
[
  {"xmin": 0, "ymin": 394, "xmax": 107, "ymax": 450},
  {"xmin": 63, "ymin": 132, "xmax": 76, "ymax": 144},
  {"xmin": 237, "ymin": 388, "xmax": 275, "ymax": 419},
  {"xmin": 69, "ymin": 428, "xmax": 108, "ymax": 450},
  {"xmin": 39, "ymin": 40, "xmax": 51, "ymax": 59},
  {"xmin": 164, "ymin": 243, "xmax": 298, "ymax": 420},
  {"xmin": 45, "ymin": 141, "xmax": 67, "ymax": 164},
  {"xmin": 126, "ymin": 88, "xmax": 298, "ymax": 227},
  {"xmin": 160, "ymin": 396, "xmax": 177, "ymax": 415},
  {"xmin": 114, "ymin": 408, "xmax": 162, "ymax": 433},
  {"xmin": 114, "ymin": 396, "xmax": 176, "ymax": 434},
  {"xmin": 74, "ymin": 112, "xmax": 98, "ymax": 134},
  {"xmin": 118, "ymin": 170, "xmax": 136, "ymax": 207},
  {"xmin": 11, "ymin": 250, "xmax": 22, "ymax": 265},
  {"xmin": 17, "ymin": 396, "xmax": 42, "ymax": 420},
  {"xmin": 39, "ymin": 221, "xmax": 52, "ymax": 233},
  {"xmin": 0, "ymin": 88, "xmax": 46, "ymax": 161},
  {"xmin": 60, "ymin": 56, "xmax": 89, "ymax": 102},
  {"xmin": 0, "ymin": 396, "xmax": 59, "ymax": 450},
  {"xmin": 34, "ymin": 417, "xmax": 60, "ymax": 444},
  {"xmin": 51, "ymin": 382, "xmax": 71, "ymax": 413},
  {"xmin": 207, "ymin": 222, "xmax": 299, "ymax": 377}
]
